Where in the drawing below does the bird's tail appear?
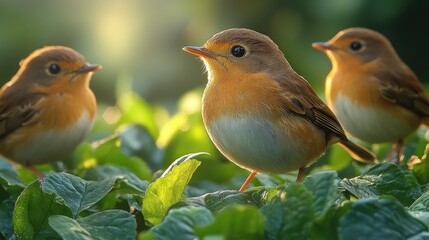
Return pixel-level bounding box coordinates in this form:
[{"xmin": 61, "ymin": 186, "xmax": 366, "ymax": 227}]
[{"xmin": 338, "ymin": 140, "xmax": 377, "ymax": 163}]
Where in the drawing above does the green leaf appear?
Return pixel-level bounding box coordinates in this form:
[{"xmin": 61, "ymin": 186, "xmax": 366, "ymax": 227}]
[
  {"xmin": 0, "ymin": 168, "xmax": 26, "ymax": 195},
  {"xmin": 303, "ymin": 170, "xmax": 339, "ymax": 219},
  {"xmin": 177, "ymin": 188, "xmax": 276, "ymax": 214},
  {"xmin": 83, "ymin": 165, "xmax": 148, "ymax": 193},
  {"xmin": 409, "ymin": 211, "xmax": 429, "ymax": 228},
  {"xmin": 0, "ymin": 158, "xmax": 14, "ymax": 170},
  {"xmin": 339, "ymin": 199, "xmax": 428, "ymax": 239},
  {"xmin": 144, "ymin": 206, "xmax": 213, "ymax": 240},
  {"xmin": 161, "ymin": 152, "xmax": 207, "ymax": 177},
  {"xmin": 119, "ymin": 124, "xmax": 164, "ymax": 170},
  {"xmin": 340, "ymin": 177, "xmax": 379, "ymax": 199},
  {"xmin": 0, "ymin": 198, "xmax": 15, "ymax": 239},
  {"xmin": 142, "ymin": 156, "xmax": 202, "ymax": 225},
  {"xmin": 82, "ymin": 165, "xmax": 148, "ymax": 212},
  {"xmin": 260, "ymin": 183, "xmax": 314, "ymax": 240},
  {"xmin": 13, "ymin": 180, "xmax": 72, "ymax": 240},
  {"xmin": 92, "ymin": 135, "xmax": 152, "ymax": 180},
  {"xmin": 49, "ymin": 216, "xmax": 89, "ymax": 240},
  {"xmin": 410, "ymin": 191, "xmax": 429, "ymax": 211},
  {"xmin": 195, "ymin": 205, "xmax": 265, "ymax": 240},
  {"xmin": 340, "ymin": 163, "xmax": 422, "ymax": 206},
  {"xmin": 42, "ymin": 172, "xmax": 116, "ymax": 217},
  {"xmin": 412, "ymin": 149, "xmax": 429, "ymax": 184},
  {"xmin": 49, "ymin": 210, "xmax": 136, "ymax": 240}
]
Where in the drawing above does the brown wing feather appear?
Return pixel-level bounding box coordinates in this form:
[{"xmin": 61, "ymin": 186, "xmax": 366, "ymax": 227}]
[
  {"xmin": 377, "ymin": 69, "xmax": 429, "ymax": 117},
  {"xmin": 280, "ymin": 73, "xmax": 347, "ymax": 141},
  {"xmin": 0, "ymin": 87, "xmax": 45, "ymax": 140},
  {"xmin": 279, "ymin": 73, "xmax": 376, "ymax": 163}
]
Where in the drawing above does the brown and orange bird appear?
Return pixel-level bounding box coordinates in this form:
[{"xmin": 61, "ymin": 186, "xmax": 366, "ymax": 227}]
[
  {"xmin": 0, "ymin": 46, "xmax": 101, "ymax": 177},
  {"xmin": 183, "ymin": 28, "xmax": 376, "ymax": 191},
  {"xmin": 312, "ymin": 27, "xmax": 429, "ymax": 162}
]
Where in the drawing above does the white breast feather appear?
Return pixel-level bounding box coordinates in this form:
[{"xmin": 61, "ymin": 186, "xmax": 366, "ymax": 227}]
[
  {"xmin": 333, "ymin": 93, "xmax": 417, "ymax": 143},
  {"xmin": 13, "ymin": 111, "xmax": 94, "ymax": 164},
  {"xmin": 207, "ymin": 115, "xmax": 322, "ymax": 173}
]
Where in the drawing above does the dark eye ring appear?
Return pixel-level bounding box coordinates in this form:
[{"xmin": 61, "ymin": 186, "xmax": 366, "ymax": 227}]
[
  {"xmin": 350, "ymin": 41, "xmax": 362, "ymax": 51},
  {"xmin": 231, "ymin": 45, "xmax": 246, "ymax": 58},
  {"xmin": 48, "ymin": 64, "xmax": 61, "ymax": 74}
]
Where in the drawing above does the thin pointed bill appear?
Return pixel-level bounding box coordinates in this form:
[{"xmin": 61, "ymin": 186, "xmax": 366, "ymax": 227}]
[
  {"xmin": 182, "ymin": 46, "xmax": 216, "ymax": 59},
  {"xmin": 312, "ymin": 42, "xmax": 335, "ymax": 51},
  {"xmin": 75, "ymin": 64, "xmax": 102, "ymax": 73}
]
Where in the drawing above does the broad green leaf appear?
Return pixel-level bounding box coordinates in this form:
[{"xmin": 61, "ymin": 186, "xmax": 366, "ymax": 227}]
[
  {"xmin": 161, "ymin": 152, "xmax": 207, "ymax": 177},
  {"xmin": 412, "ymin": 144, "xmax": 429, "ymax": 184},
  {"xmin": 83, "ymin": 165, "xmax": 148, "ymax": 193},
  {"xmin": 253, "ymin": 173, "xmax": 285, "ymax": 188},
  {"xmin": 49, "ymin": 216, "xmax": 89, "ymax": 240},
  {"xmin": 340, "ymin": 163, "xmax": 421, "ymax": 206},
  {"xmin": 260, "ymin": 183, "xmax": 314, "ymax": 240},
  {"xmin": 0, "ymin": 198, "xmax": 15, "ymax": 239},
  {"xmin": 92, "ymin": 135, "xmax": 152, "ymax": 180},
  {"xmin": 177, "ymin": 188, "xmax": 276, "ymax": 214},
  {"xmin": 143, "ymin": 206, "xmax": 213, "ymax": 240},
  {"xmin": 0, "ymin": 158, "xmax": 14, "ymax": 170},
  {"xmin": 126, "ymin": 194, "xmax": 144, "ymax": 212},
  {"xmin": 339, "ymin": 199, "xmax": 428, "ymax": 239},
  {"xmin": 410, "ymin": 211, "xmax": 429, "ymax": 228},
  {"xmin": 84, "ymin": 165, "xmax": 148, "ymax": 212},
  {"xmin": 410, "ymin": 191, "xmax": 429, "ymax": 211},
  {"xmin": 0, "ymin": 168, "xmax": 25, "ymax": 195},
  {"xmin": 42, "ymin": 172, "xmax": 116, "ymax": 217},
  {"xmin": 195, "ymin": 205, "xmax": 265, "ymax": 240},
  {"xmin": 119, "ymin": 124, "xmax": 164, "ymax": 170},
  {"xmin": 142, "ymin": 156, "xmax": 201, "ymax": 225},
  {"xmin": 340, "ymin": 178, "xmax": 379, "ymax": 199},
  {"xmin": 413, "ymin": 160, "xmax": 429, "ymax": 184},
  {"xmin": 49, "ymin": 210, "xmax": 136, "ymax": 240},
  {"xmin": 13, "ymin": 180, "xmax": 72, "ymax": 240},
  {"xmin": 303, "ymin": 170, "xmax": 339, "ymax": 219}
]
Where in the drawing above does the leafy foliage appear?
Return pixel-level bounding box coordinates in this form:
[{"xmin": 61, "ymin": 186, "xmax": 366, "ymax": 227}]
[{"xmin": 1, "ymin": 89, "xmax": 429, "ymax": 239}]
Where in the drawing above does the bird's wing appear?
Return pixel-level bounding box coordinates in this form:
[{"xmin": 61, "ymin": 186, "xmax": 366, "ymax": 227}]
[
  {"xmin": 0, "ymin": 88, "xmax": 45, "ymax": 140},
  {"xmin": 279, "ymin": 73, "xmax": 376, "ymax": 162},
  {"xmin": 377, "ymin": 70, "xmax": 429, "ymax": 117},
  {"xmin": 279, "ymin": 73, "xmax": 347, "ymax": 140}
]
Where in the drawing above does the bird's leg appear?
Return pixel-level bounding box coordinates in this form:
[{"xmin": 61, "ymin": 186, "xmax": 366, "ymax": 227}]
[
  {"xmin": 296, "ymin": 167, "xmax": 307, "ymax": 182},
  {"xmin": 385, "ymin": 139, "xmax": 404, "ymax": 164},
  {"xmin": 395, "ymin": 139, "xmax": 404, "ymax": 165},
  {"xmin": 239, "ymin": 171, "xmax": 257, "ymax": 192}
]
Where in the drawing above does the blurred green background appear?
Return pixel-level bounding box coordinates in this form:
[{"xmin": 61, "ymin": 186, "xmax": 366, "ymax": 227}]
[
  {"xmin": 0, "ymin": 0, "xmax": 428, "ymax": 194},
  {"xmin": 1, "ymin": 0, "xmax": 428, "ymax": 107},
  {"xmin": 1, "ymin": 3, "xmax": 429, "ymax": 236}
]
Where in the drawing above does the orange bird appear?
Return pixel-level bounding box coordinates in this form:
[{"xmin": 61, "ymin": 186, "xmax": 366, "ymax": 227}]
[
  {"xmin": 0, "ymin": 46, "xmax": 101, "ymax": 177},
  {"xmin": 313, "ymin": 27, "xmax": 429, "ymax": 162},
  {"xmin": 183, "ymin": 28, "xmax": 376, "ymax": 191}
]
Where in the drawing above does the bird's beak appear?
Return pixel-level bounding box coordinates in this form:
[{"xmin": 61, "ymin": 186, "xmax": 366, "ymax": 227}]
[
  {"xmin": 312, "ymin": 42, "xmax": 335, "ymax": 51},
  {"xmin": 75, "ymin": 64, "xmax": 102, "ymax": 73},
  {"xmin": 182, "ymin": 46, "xmax": 216, "ymax": 59}
]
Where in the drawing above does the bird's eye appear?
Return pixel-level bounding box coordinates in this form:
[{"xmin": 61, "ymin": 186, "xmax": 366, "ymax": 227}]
[
  {"xmin": 48, "ymin": 64, "xmax": 61, "ymax": 74},
  {"xmin": 350, "ymin": 41, "xmax": 362, "ymax": 51},
  {"xmin": 231, "ymin": 45, "xmax": 246, "ymax": 58}
]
